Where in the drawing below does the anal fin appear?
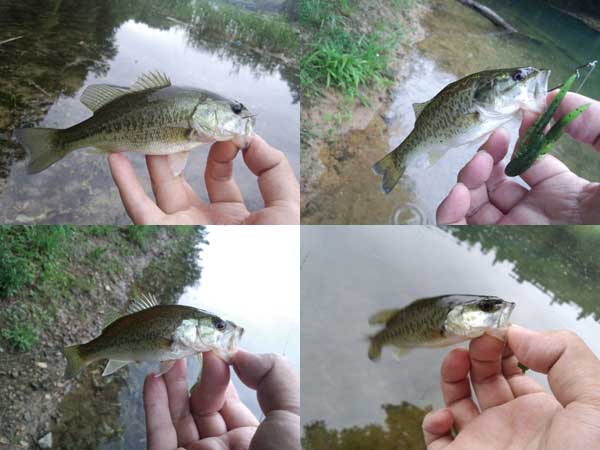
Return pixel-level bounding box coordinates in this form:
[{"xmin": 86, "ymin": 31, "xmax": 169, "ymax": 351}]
[
  {"xmin": 103, "ymin": 359, "xmax": 130, "ymax": 376},
  {"xmin": 154, "ymin": 359, "xmax": 176, "ymax": 377},
  {"xmin": 391, "ymin": 346, "xmax": 410, "ymax": 360}
]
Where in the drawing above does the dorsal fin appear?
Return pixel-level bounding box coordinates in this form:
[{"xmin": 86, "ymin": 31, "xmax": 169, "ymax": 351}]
[
  {"xmin": 129, "ymin": 71, "xmax": 171, "ymax": 92},
  {"xmin": 412, "ymin": 100, "xmax": 431, "ymax": 118},
  {"xmin": 368, "ymin": 308, "xmax": 400, "ymax": 325},
  {"xmin": 102, "ymin": 309, "xmax": 121, "ymax": 329},
  {"xmin": 127, "ymin": 293, "xmax": 160, "ymax": 314},
  {"xmin": 80, "ymin": 71, "xmax": 171, "ymax": 112},
  {"xmin": 81, "ymin": 84, "xmax": 129, "ymax": 112}
]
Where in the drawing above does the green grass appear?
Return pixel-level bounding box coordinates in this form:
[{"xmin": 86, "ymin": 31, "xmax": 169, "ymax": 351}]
[
  {"xmin": 0, "ymin": 305, "xmax": 40, "ymax": 352},
  {"xmin": 0, "ymin": 226, "xmax": 69, "ymax": 298},
  {"xmin": 300, "ymin": 0, "xmax": 401, "ymax": 101},
  {"xmin": 122, "ymin": 226, "xmax": 161, "ymax": 250}
]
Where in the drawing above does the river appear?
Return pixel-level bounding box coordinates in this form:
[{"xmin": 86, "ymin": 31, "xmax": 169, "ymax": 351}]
[
  {"xmin": 301, "ymin": 225, "xmax": 600, "ymax": 449},
  {"xmin": 0, "ymin": 0, "xmax": 299, "ymax": 224}
]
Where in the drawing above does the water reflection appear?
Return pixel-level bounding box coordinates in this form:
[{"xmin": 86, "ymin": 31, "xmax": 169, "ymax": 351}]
[
  {"xmin": 0, "ymin": 0, "xmax": 299, "ymax": 224},
  {"xmin": 449, "ymin": 226, "xmax": 600, "ymax": 321},
  {"xmin": 303, "ymin": 403, "xmax": 430, "ymax": 450},
  {"xmin": 301, "ymin": 226, "xmax": 600, "ymax": 449}
]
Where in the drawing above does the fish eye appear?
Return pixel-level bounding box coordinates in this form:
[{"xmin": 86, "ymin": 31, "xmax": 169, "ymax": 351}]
[
  {"xmin": 231, "ymin": 102, "xmax": 243, "ymax": 114},
  {"xmin": 215, "ymin": 320, "xmax": 226, "ymax": 331},
  {"xmin": 478, "ymin": 301, "xmax": 497, "ymax": 313},
  {"xmin": 512, "ymin": 69, "xmax": 526, "ymax": 82}
]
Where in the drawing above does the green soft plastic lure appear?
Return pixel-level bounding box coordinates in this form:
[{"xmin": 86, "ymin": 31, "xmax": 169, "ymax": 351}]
[{"xmin": 505, "ymin": 62, "xmax": 595, "ymax": 177}]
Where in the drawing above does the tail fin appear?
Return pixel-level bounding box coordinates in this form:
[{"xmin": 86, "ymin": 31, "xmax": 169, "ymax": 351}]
[
  {"xmin": 64, "ymin": 345, "xmax": 85, "ymax": 380},
  {"xmin": 368, "ymin": 337, "xmax": 382, "ymax": 361},
  {"xmin": 372, "ymin": 148, "xmax": 407, "ymax": 194},
  {"xmin": 13, "ymin": 128, "xmax": 68, "ymax": 173}
]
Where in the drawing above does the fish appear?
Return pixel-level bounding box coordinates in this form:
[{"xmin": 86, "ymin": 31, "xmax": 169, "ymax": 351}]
[
  {"xmin": 367, "ymin": 295, "xmax": 515, "ymax": 361},
  {"xmin": 14, "ymin": 71, "xmax": 255, "ymax": 175},
  {"xmin": 63, "ymin": 294, "xmax": 244, "ymax": 380},
  {"xmin": 373, "ymin": 67, "xmax": 550, "ymax": 193}
]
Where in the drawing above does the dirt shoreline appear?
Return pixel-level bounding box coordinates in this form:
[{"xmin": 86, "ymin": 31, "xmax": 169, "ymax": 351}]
[
  {"xmin": 300, "ymin": 1, "xmax": 428, "ymax": 217},
  {"xmin": 0, "ymin": 228, "xmax": 202, "ymax": 449}
]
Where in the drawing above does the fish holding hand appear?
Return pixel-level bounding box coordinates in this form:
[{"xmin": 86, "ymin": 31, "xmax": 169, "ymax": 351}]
[
  {"xmin": 367, "ymin": 295, "xmax": 515, "ymax": 361},
  {"xmin": 63, "ymin": 294, "xmax": 243, "ymax": 380},
  {"xmin": 14, "ymin": 71, "xmax": 255, "ymax": 176}
]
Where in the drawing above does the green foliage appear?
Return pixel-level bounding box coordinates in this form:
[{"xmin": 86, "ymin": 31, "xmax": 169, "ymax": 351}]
[
  {"xmin": 122, "ymin": 226, "xmax": 161, "ymax": 250},
  {"xmin": 448, "ymin": 226, "xmax": 600, "ymax": 321},
  {"xmin": 302, "ymin": 28, "xmax": 395, "ymax": 100},
  {"xmin": 300, "ymin": 0, "xmax": 352, "ymax": 30},
  {"xmin": 300, "ymin": 0, "xmax": 400, "ymax": 100},
  {"xmin": 0, "ymin": 226, "xmax": 69, "ymax": 298},
  {"xmin": 187, "ymin": 1, "xmax": 298, "ymax": 54},
  {"xmin": 0, "ymin": 306, "xmax": 39, "ymax": 352},
  {"xmin": 1, "ymin": 325, "xmax": 38, "ymax": 352}
]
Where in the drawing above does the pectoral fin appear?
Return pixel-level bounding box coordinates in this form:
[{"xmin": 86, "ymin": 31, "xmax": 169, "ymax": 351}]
[
  {"xmin": 155, "ymin": 359, "xmax": 176, "ymax": 377},
  {"xmin": 103, "ymin": 359, "xmax": 130, "ymax": 376},
  {"xmin": 168, "ymin": 151, "xmax": 190, "ymax": 177},
  {"xmin": 391, "ymin": 346, "xmax": 410, "ymax": 360}
]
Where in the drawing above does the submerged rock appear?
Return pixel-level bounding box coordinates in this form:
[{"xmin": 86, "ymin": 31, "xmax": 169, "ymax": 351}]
[{"xmin": 37, "ymin": 432, "xmax": 52, "ymax": 449}]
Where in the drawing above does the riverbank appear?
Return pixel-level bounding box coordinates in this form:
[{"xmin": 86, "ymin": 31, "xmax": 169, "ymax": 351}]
[
  {"xmin": 0, "ymin": 226, "xmax": 205, "ymax": 449},
  {"xmin": 301, "ymin": 0, "xmax": 428, "ymax": 220}
]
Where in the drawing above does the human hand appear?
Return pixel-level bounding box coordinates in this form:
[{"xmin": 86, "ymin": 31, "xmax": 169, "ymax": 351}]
[
  {"xmin": 108, "ymin": 135, "xmax": 300, "ymax": 225},
  {"xmin": 143, "ymin": 350, "xmax": 300, "ymax": 450},
  {"xmin": 422, "ymin": 326, "xmax": 600, "ymax": 450},
  {"xmin": 437, "ymin": 92, "xmax": 600, "ymax": 224}
]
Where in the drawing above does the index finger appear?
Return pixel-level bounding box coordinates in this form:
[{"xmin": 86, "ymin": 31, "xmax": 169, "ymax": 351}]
[
  {"xmin": 108, "ymin": 153, "xmax": 166, "ymax": 224},
  {"xmin": 242, "ymin": 135, "xmax": 300, "ymax": 209},
  {"xmin": 547, "ymin": 91, "xmax": 600, "ymax": 151},
  {"xmin": 143, "ymin": 371, "xmax": 178, "ymax": 450},
  {"xmin": 205, "ymin": 140, "xmax": 244, "ymax": 204},
  {"xmin": 508, "ymin": 325, "xmax": 600, "ymax": 406},
  {"xmin": 190, "ymin": 352, "xmax": 230, "ymax": 438},
  {"xmin": 468, "ymin": 333, "xmax": 514, "ymax": 410}
]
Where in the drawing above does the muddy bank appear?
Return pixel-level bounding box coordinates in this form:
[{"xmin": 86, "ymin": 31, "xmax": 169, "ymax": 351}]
[
  {"xmin": 300, "ymin": 0, "xmax": 427, "ymax": 203},
  {"xmin": 0, "ymin": 226, "xmax": 205, "ymax": 449}
]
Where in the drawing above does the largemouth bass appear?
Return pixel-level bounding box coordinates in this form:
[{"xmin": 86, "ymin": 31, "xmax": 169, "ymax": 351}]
[
  {"xmin": 14, "ymin": 71, "xmax": 255, "ymax": 175},
  {"xmin": 63, "ymin": 294, "xmax": 243, "ymax": 379},
  {"xmin": 368, "ymin": 295, "xmax": 515, "ymax": 361},
  {"xmin": 373, "ymin": 67, "xmax": 550, "ymax": 193}
]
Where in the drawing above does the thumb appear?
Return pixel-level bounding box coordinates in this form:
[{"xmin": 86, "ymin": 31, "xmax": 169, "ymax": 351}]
[
  {"xmin": 508, "ymin": 325, "xmax": 600, "ymax": 406},
  {"xmin": 232, "ymin": 351, "xmax": 300, "ymax": 450}
]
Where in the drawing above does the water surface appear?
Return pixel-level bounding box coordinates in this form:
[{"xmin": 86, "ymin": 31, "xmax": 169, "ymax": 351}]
[
  {"xmin": 0, "ymin": 0, "xmax": 299, "ymax": 224},
  {"xmin": 301, "ymin": 226, "xmax": 600, "ymax": 449}
]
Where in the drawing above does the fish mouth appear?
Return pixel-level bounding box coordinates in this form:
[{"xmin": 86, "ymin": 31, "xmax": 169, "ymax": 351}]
[
  {"xmin": 497, "ymin": 301, "xmax": 516, "ymax": 327},
  {"xmin": 219, "ymin": 325, "xmax": 244, "ymax": 354}
]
